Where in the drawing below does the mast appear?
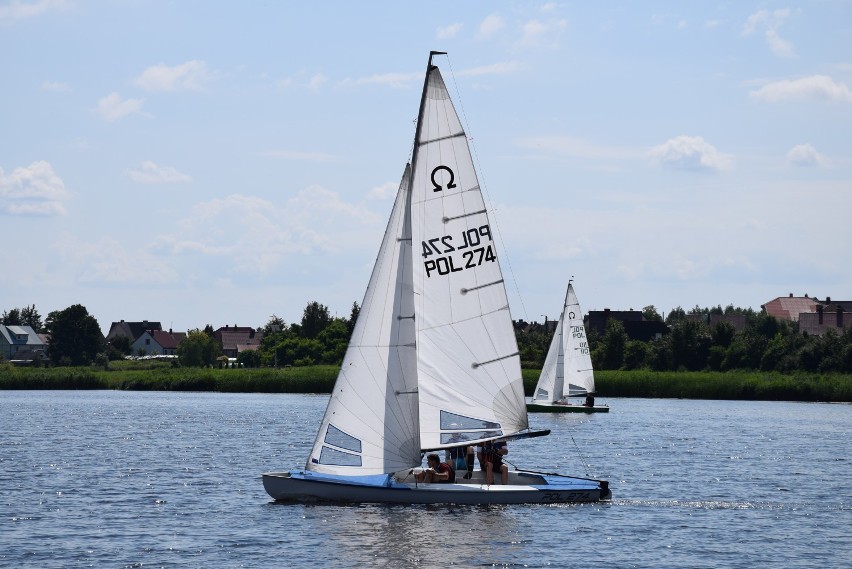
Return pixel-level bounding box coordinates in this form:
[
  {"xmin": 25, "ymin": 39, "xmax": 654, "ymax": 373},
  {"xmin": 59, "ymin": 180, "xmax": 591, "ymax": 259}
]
[{"xmin": 409, "ymin": 51, "xmax": 446, "ymax": 194}]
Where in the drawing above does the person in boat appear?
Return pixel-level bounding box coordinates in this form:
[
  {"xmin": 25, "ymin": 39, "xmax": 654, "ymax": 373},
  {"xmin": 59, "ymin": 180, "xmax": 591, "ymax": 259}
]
[
  {"xmin": 584, "ymin": 394, "xmax": 595, "ymax": 407},
  {"xmin": 478, "ymin": 440, "xmax": 508, "ymax": 485},
  {"xmin": 415, "ymin": 453, "xmax": 455, "ymax": 483},
  {"xmin": 446, "ymin": 445, "xmax": 475, "ymax": 479}
]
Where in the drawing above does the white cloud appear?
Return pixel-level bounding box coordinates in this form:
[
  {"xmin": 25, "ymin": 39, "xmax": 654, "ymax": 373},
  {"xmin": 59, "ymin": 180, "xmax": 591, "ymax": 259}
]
[
  {"xmin": 308, "ymin": 73, "xmax": 328, "ymax": 90},
  {"xmin": 458, "ymin": 61, "xmax": 521, "ymax": 76},
  {"xmin": 742, "ymin": 8, "xmax": 794, "ymax": 58},
  {"xmin": 42, "ymin": 80, "xmax": 70, "ymax": 92},
  {"xmin": 96, "ymin": 92, "xmax": 147, "ymax": 122},
  {"xmin": 477, "ymin": 14, "xmax": 505, "ymax": 39},
  {"xmin": 517, "ymin": 18, "xmax": 568, "ymax": 48},
  {"xmin": 649, "ymin": 135, "xmax": 733, "ymax": 171},
  {"xmin": 704, "ymin": 20, "xmax": 722, "ymax": 29},
  {"xmin": 437, "ymin": 23, "xmax": 462, "ymax": 39},
  {"xmin": 157, "ymin": 187, "xmax": 382, "ymax": 273},
  {"xmin": 787, "ymin": 144, "xmax": 827, "ymax": 167},
  {"xmin": 128, "ymin": 161, "xmax": 193, "ymax": 184},
  {"xmin": 0, "ymin": 160, "xmax": 70, "ymax": 216},
  {"xmin": 517, "ymin": 135, "xmax": 642, "ymax": 161},
  {"xmin": 750, "ymin": 75, "xmax": 852, "ymax": 103},
  {"xmin": 53, "ymin": 235, "xmax": 179, "ymax": 284},
  {"xmin": 0, "ymin": 0, "xmax": 66, "ymax": 22},
  {"xmin": 339, "ymin": 71, "xmax": 421, "ymax": 89},
  {"xmin": 367, "ymin": 181, "xmax": 398, "ymax": 200},
  {"xmin": 134, "ymin": 60, "xmax": 212, "ymax": 92},
  {"xmin": 264, "ymin": 150, "xmax": 341, "ymax": 163}
]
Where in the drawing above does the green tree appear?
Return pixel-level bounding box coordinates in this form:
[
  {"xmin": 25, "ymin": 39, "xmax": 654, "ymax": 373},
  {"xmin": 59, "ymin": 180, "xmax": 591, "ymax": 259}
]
[
  {"xmin": 237, "ymin": 348, "xmax": 261, "ymax": 368},
  {"xmin": 623, "ymin": 339, "xmax": 650, "ymax": 370},
  {"xmin": 593, "ymin": 318, "xmax": 627, "ymax": 370},
  {"xmin": 317, "ymin": 318, "xmax": 351, "ymax": 364},
  {"xmin": 642, "ymin": 305, "xmax": 663, "ymax": 322},
  {"xmin": 665, "ymin": 306, "xmax": 686, "ymax": 325},
  {"xmin": 45, "ymin": 304, "xmax": 104, "ymax": 366},
  {"xmin": 178, "ymin": 329, "xmax": 221, "ymax": 367},
  {"xmin": 301, "ymin": 301, "xmax": 332, "ymax": 339},
  {"xmin": 21, "ymin": 305, "xmax": 44, "ymax": 332},
  {"xmin": 669, "ymin": 320, "xmax": 711, "ymax": 371},
  {"xmin": 1, "ymin": 308, "xmax": 21, "ymax": 325},
  {"xmin": 347, "ymin": 302, "xmax": 360, "ymax": 333},
  {"xmin": 261, "ymin": 314, "xmax": 287, "ymax": 335}
]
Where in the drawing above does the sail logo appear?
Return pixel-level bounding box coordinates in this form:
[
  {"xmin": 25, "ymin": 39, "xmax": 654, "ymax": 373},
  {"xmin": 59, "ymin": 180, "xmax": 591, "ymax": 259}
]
[
  {"xmin": 431, "ymin": 165, "xmax": 456, "ymax": 192},
  {"xmin": 421, "ymin": 224, "xmax": 496, "ymax": 278}
]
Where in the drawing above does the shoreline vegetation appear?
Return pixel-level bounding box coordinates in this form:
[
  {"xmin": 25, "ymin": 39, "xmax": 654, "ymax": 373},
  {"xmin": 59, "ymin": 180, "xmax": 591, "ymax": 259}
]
[{"xmin": 1, "ymin": 362, "xmax": 849, "ymax": 402}]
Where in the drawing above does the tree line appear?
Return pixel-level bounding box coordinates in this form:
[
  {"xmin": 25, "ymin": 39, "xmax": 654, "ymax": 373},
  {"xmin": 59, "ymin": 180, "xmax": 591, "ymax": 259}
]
[
  {"xmin": 4, "ymin": 302, "xmax": 851, "ymax": 373},
  {"xmin": 516, "ymin": 304, "xmax": 852, "ymax": 374}
]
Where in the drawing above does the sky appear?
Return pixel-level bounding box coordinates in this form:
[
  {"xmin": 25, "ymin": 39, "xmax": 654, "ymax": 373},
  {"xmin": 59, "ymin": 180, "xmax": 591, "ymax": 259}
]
[{"xmin": 2, "ymin": 1, "xmax": 851, "ymax": 335}]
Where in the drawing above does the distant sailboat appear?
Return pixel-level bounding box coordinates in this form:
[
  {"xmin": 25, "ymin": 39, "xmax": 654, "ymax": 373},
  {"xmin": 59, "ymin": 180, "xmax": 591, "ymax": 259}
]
[
  {"xmin": 527, "ymin": 281, "xmax": 609, "ymax": 413},
  {"xmin": 262, "ymin": 53, "xmax": 610, "ymax": 504}
]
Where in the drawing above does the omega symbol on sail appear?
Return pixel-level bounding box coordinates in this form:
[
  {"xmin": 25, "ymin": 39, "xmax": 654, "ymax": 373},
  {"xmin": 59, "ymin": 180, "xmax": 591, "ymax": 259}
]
[{"xmin": 431, "ymin": 165, "xmax": 456, "ymax": 192}]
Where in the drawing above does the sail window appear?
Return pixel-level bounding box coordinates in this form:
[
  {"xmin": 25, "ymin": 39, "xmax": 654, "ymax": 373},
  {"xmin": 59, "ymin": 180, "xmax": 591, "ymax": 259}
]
[
  {"xmin": 536, "ymin": 388, "xmax": 549, "ymax": 399},
  {"xmin": 440, "ymin": 410, "xmax": 500, "ymax": 430},
  {"xmin": 319, "ymin": 445, "xmax": 362, "ymax": 467},
  {"xmin": 324, "ymin": 424, "xmax": 362, "ymax": 453}
]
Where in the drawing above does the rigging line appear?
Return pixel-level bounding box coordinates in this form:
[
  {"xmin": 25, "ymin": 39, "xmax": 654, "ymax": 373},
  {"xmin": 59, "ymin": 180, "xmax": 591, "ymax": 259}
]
[
  {"xmin": 444, "ymin": 53, "xmax": 530, "ymax": 324},
  {"xmin": 570, "ymin": 433, "xmax": 593, "ymax": 478}
]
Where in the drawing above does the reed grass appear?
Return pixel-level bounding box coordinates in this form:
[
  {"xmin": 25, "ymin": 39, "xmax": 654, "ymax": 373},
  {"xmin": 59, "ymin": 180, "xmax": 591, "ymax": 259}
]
[
  {"xmin": 2, "ymin": 363, "xmax": 849, "ymax": 402},
  {"xmin": 521, "ymin": 369, "xmax": 851, "ymax": 402}
]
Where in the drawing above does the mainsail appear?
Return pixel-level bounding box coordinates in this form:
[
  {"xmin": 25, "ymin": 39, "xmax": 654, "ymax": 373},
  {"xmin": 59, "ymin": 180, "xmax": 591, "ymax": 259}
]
[
  {"xmin": 532, "ymin": 282, "xmax": 595, "ymax": 403},
  {"xmin": 306, "ymin": 165, "xmax": 420, "ymax": 475},
  {"xmin": 411, "ymin": 57, "xmax": 529, "ymax": 450}
]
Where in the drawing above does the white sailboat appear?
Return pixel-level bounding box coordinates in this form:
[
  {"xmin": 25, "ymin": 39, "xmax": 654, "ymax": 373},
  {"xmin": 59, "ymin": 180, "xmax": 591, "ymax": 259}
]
[
  {"xmin": 262, "ymin": 52, "xmax": 610, "ymax": 504},
  {"xmin": 527, "ymin": 281, "xmax": 609, "ymax": 413}
]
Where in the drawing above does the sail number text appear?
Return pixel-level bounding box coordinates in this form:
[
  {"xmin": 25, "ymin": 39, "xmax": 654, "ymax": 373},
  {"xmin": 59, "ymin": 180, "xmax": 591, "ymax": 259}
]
[{"xmin": 421, "ymin": 224, "xmax": 496, "ymax": 278}]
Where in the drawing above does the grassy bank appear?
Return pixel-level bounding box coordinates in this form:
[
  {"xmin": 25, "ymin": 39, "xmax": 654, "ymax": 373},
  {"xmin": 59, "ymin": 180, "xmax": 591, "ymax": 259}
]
[
  {"xmin": 0, "ymin": 362, "xmax": 338, "ymax": 393},
  {"xmin": 522, "ymin": 369, "xmax": 852, "ymax": 402},
  {"xmin": 2, "ymin": 363, "xmax": 849, "ymax": 402}
]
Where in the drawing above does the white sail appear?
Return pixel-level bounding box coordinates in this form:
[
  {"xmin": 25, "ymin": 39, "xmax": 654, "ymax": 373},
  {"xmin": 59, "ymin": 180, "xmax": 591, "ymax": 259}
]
[
  {"xmin": 306, "ymin": 165, "xmax": 420, "ymax": 475},
  {"xmin": 532, "ymin": 282, "xmax": 595, "ymax": 403},
  {"xmin": 410, "ymin": 62, "xmax": 528, "ymax": 450}
]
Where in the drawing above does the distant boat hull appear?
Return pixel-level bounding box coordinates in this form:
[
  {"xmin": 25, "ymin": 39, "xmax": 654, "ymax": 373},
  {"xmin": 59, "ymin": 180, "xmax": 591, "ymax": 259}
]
[
  {"xmin": 526, "ymin": 401, "xmax": 610, "ymax": 413},
  {"xmin": 263, "ymin": 470, "xmax": 610, "ymax": 505}
]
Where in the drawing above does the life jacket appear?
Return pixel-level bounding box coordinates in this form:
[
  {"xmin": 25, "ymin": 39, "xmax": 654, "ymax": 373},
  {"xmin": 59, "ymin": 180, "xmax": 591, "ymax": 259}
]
[{"xmin": 439, "ymin": 461, "xmax": 456, "ymax": 483}]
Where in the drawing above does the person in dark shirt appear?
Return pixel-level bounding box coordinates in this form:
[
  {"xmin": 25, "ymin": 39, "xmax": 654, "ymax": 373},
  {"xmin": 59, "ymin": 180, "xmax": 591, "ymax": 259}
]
[
  {"xmin": 415, "ymin": 453, "xmax": 455, "ymax": 483},
  {"xmin": 478, "ymin": 440, "xmax": 508, "ymax": 485}
]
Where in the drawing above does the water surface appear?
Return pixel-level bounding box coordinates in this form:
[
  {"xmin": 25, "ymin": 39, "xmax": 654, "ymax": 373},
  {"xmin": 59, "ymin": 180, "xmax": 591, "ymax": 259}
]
[{"xmin": 1, "ymin": 392, "xmax": 848, "ymax": 567}]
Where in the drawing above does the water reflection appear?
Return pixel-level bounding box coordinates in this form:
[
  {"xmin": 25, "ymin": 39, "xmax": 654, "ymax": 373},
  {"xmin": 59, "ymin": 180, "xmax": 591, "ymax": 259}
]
[{"xmin": 292, "ymin": 503, "xmax": 525, "ymax": 567}]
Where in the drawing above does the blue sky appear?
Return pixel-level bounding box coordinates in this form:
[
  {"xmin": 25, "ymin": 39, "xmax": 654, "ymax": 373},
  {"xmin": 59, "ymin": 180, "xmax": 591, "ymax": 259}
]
[{"xmin": 2, "ymin": 1, "xmax": 850, "ymax": 334}]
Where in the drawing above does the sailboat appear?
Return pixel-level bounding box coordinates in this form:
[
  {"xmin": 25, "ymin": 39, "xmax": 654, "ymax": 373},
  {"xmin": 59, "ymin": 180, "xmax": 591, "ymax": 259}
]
[
  {"xmin": 262, "ymin": 52, "xmax": 610, "ymax": 504},
  {"xmin": 527, "ymin": 281, "xmax": 609, "ymax": 413}
]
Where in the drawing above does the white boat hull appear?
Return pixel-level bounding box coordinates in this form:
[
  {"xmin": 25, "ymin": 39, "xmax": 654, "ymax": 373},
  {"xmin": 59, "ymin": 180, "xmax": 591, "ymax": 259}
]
[
  {"xmin": 526, "ymin": 401, "xmax": 610, "ymax": 413},
  {"xmin": 263, "ymin": 469, "xmax": 610, "ymax": 505}
]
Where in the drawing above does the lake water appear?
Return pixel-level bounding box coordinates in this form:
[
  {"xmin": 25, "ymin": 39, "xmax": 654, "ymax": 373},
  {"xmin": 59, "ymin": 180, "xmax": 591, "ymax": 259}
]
[{"xmin": 0, "ymin": 391, "xmax": 848, "ymax": 568}]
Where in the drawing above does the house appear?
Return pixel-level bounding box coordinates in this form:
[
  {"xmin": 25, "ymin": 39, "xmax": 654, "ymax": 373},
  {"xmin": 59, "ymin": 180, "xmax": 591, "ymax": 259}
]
[
  {"xmin": 798, "ymin": 298, "xmax": 851, "ymax": 336},
  {"xmin": 685, "ymin": 313, "xmax": 747, "ymax": 333},
  {"xmin": 761, "ymin": 294, "xmax": 818, "ymax": 322},
  {"xmin": 0, "ymin": 324, "xmax": 47, "ymax": 364},
  {"xmin": 762, "ymin": 294, "xmax": 852, "ymax": 336},
  {"xmin": 213, "ymin": 325, "xmax": 263, "ymax": 358},
  {"xmin": 106, "ymin": 320, "xmax": 163, "ymax": 344},
  {"xmin": 130, "ymin": 329, "xmax": 187, "ymax": 356},
  {"xmin": 586, "ymin": 309, "xmax": 668, "ymax": 341}
]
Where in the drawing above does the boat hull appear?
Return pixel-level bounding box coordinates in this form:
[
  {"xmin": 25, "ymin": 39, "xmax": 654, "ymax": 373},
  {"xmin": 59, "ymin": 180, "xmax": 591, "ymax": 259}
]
[
  {"xmin": 526, "ymin": 402, "xmax": 610, "ymax": 413},
  {"xmin": 262, "ymin": 470, "xmax": 610, "ymax": 505}
]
